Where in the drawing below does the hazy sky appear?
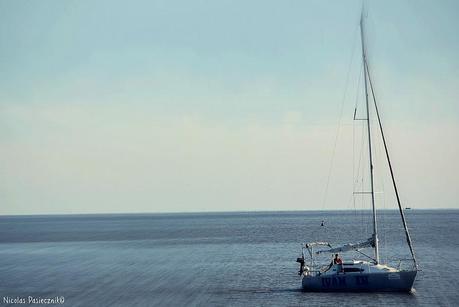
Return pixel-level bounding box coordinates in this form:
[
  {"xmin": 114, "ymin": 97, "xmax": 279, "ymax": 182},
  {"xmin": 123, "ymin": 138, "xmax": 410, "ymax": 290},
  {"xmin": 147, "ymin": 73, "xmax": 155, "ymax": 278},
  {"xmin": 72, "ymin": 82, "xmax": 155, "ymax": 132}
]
[{"xmin": 1, "ymin": 0, "xmax": 458, "ymax": 214}]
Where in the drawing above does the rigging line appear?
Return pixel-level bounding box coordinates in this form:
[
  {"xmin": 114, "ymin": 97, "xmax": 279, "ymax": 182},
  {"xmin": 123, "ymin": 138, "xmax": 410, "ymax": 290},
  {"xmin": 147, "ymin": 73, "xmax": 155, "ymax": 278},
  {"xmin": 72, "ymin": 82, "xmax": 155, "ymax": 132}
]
[
  {"xmin": 379, "ymin": 122, "xmax": 388, "ymax": 264},
  {"xmin": 355, "ymin": 249, "xmax": 376, "ymax": 262},
  {"xmin": 321, "ymin": 23, "xmax": 359, "ymax": 210},
  {"xmin": 364, "ymin": 59, "xmax": 418, "ymax": 269},
  {"xmin": 353, "ymin": 79, "xmax": 357, "ymax": 215},
  {"xmin": 361, "ymin": 112, "xmax": 367, "ymax": 234},
  {"xmin": 353, "ymin": 124, "xmax": 365, "ymax": 198},
  {"xmin": 352, "ymin": 65, "xmax": 365, "ymax": 194},
  {"xmin": 354, "ymin": 76, "xmax": 367, "ymax": 233},
  {"xmin": 353, "ymin": 62, "xmax": 364, "ymax": 119},
  {"xmin": 352, "ymin": 66, "xmax": 363, "ymax": 216},
  {"xmin": 351, "ymin": 62, "xmax": 366, "ymax": 234},
  {"xmin": 356, "ymin": 124, "xmax": 366, "ymax": 234},
  {"xmin": 352, "ymin": 63, "xmax": 363, "ymax": 186},
  {"xmin": 352, "ymin": 67, "xmax": 361, "ymax": 216},
  {"xmin": 373, "ymin": 112, "xmax": 388, "ymax": 263},
  {"xmin": 354, "ymin": 118, "xmax": 366, "ymax": 234}
]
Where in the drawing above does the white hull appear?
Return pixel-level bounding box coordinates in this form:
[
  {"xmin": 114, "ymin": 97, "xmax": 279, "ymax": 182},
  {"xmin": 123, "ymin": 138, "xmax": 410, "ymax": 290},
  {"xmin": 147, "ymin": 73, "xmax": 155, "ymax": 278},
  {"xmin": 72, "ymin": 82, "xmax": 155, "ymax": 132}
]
[{"xmin": 301, "ymin": 262, "xmax": 416, "ymax": 292}]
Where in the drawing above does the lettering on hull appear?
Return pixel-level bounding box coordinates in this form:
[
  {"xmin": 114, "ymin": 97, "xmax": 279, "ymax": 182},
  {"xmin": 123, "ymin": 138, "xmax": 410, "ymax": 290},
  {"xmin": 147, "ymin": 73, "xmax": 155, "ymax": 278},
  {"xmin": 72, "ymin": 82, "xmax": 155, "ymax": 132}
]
[{"xmin": 321, "ymin": 277, "xmax": 347, "ymax": 288}]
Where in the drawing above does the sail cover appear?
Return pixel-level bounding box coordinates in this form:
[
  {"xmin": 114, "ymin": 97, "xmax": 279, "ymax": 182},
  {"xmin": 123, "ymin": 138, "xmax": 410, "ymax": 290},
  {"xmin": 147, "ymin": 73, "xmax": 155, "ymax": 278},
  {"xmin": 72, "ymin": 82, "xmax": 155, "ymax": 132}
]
[{"xmin": 315, "ymin": 237, "xmax": 374, "ymax": 254}]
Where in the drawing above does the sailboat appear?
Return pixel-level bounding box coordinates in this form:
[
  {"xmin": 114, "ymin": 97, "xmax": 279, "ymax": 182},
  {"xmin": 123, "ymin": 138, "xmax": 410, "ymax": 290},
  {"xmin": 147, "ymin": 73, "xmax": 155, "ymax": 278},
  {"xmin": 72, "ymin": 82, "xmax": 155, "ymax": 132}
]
[{"xmin": 295, "ymin": 12, "xmax": 418, "ymax": 292}]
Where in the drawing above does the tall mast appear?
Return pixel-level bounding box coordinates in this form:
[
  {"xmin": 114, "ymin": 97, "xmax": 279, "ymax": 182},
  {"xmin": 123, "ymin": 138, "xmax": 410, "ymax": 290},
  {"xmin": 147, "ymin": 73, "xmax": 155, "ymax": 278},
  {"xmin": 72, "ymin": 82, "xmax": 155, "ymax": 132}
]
[{"xmin": 360, "ymin": 12, "xmax": 380, "ymax": 264}]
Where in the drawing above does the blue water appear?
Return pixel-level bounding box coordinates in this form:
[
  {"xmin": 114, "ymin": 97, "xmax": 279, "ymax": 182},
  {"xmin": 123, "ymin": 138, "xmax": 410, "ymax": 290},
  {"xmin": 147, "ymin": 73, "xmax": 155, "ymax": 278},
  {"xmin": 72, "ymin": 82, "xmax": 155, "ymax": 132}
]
[{"xmin": 0, "ymin": 210, "xmax": 457, "ymax": 306}]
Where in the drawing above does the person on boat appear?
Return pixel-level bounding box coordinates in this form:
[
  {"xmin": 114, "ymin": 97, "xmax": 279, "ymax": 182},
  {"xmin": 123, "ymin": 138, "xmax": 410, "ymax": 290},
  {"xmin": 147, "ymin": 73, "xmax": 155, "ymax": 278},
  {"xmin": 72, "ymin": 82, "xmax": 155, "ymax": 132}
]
[
  {"xmin": 324, "ymin": 254, "xmax": 343, "ymax": 272},
  {"xmin": 333, "ymin": 253, "xmax": 342, "ymax": 265}
]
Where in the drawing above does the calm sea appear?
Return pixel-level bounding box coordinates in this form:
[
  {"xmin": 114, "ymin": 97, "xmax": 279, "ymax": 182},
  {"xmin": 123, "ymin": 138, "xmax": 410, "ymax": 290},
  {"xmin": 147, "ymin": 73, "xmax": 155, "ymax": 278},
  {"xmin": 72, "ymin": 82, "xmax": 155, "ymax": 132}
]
[{"xmin": 0, "ymin": 210, "xmax": 457, "ymax": 306}]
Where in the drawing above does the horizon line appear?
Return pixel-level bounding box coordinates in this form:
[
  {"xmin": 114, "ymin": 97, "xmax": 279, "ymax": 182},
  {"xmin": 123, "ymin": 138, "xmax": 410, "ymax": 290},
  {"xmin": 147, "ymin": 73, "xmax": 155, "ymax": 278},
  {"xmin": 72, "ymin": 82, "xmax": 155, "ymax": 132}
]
[{"xmin": 0, "ymin": 207, "xmax": 457, "ymax": 217}]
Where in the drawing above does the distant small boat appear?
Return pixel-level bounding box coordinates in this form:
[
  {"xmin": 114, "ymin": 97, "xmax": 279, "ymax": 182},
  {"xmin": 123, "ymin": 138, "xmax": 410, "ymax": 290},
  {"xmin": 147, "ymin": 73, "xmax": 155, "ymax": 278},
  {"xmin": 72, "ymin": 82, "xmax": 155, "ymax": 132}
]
[
  {"xmin": 295, "ymin": 10, "xmax": 418, "ymax": 292},
  {"xmin": 405, "ymin": 207, "xmax": 412, "ymax": 210}
]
